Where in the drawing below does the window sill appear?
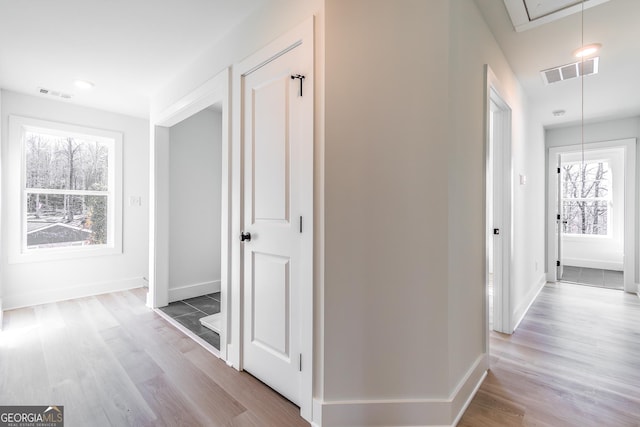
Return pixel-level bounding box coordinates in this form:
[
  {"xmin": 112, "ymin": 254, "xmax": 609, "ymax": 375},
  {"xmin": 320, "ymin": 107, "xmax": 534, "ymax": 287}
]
[{"xmin": 562, "ymin": 234, "xmax": 612, "ymax": 242}]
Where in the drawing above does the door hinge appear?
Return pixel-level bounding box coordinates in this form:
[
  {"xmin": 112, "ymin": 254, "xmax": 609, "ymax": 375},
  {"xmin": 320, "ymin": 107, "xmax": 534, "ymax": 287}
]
[
  {"xmin": 557, "ymin": 167, "xmax": 561, "ymax": 173},
  {"xmin": 556, "ymin": 260, "xmax": 561, "ymax": 267},
  {"xmin": 299, "ymin": 216, "xmax": 303, "ymax": 233},
  {"xmin": 557, "ymin": 214, "xmax": 561, "ymax": 220},
  {"xmin": 299, "ymin": 354, "xmax": 302, "ymax": 372}
]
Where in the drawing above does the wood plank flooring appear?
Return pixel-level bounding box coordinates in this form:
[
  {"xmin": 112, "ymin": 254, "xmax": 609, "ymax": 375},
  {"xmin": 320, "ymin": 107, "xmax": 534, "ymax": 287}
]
[
  {"xmin": 0, "ymin": 288, "xmax": 309, "ymax": 427},
  {"xmin": 460, "ymin": 282, "xmax": 640, "ymax": 427},
  {"xmin": 2, "ymin": 283, "xmax": 639, "ymax": 426}
]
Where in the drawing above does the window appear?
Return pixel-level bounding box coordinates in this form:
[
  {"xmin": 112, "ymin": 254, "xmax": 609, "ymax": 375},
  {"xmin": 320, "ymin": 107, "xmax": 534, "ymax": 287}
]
[
  {"xmin": 9, "ymin": 116, "xmax": 122, "ymax": 261},
  {"xmin": 561, "ymin": 160, "xmax": 611, "ymax": 236}
]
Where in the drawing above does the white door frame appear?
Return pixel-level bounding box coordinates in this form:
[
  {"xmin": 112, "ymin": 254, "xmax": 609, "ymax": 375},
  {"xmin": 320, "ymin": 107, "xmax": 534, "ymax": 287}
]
[
  {"xmin": 547, "ymin": 139, "xmax": 636, "ymax": 292},
  {"xmin": 148, "ymin": 68, "xmax": 231, "ymax": 361},
  {"xmin": 484, "ymin": 65, "xmax": 514, "ymax": 339},
  {"xmin": 232, "ymin": 18, "xmax": 314, "ymax": 422}
]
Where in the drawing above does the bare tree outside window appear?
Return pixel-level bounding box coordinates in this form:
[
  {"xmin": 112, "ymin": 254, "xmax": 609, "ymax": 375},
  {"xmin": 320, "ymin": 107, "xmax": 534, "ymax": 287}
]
[
  {"xmin": 561, "ymin": 160, "xmax": 610, "ymax": 235},
  {"xmin": 25, "ymin": 131, "xmax": 110, "ymax": 249}
]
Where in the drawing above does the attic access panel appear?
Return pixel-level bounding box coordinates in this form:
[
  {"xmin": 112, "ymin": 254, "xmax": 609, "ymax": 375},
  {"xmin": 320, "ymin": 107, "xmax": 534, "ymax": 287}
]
[
  {"xmin": 524, "ymin": 0, "xmax": 581, "ymax": 20},
  {"xmin": 503, "ymin": 0, "xmax": 610, "ymax": 32}
]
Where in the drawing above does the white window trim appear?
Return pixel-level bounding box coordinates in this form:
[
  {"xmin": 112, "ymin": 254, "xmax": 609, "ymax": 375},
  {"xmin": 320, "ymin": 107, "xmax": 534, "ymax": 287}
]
[{"xmin": 8, "ymin": 115, "xmax": 123, "ymax": 263}]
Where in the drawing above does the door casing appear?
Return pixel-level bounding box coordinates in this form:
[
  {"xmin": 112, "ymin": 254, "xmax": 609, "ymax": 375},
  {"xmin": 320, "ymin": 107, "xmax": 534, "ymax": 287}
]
[
  {"xmin": 484, "ymin": 65, "xmax": 514, "ymax": 339},
  {"xmin": 547, "ymin": 139, "xmax": 637, "ymax": 292},
  {"xmin": 148, "ymin": 68, "xmax": 231, "ymax": 361},
  {"xmin": 231, "ymin": 17, "xmax": 314, "ymax": 422}
]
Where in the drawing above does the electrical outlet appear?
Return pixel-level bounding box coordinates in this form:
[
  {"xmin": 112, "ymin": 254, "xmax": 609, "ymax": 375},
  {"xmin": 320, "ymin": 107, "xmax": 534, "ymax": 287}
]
[{"xmin": 129, "ymin": 196, "xmax": 141, "ymax": 207}]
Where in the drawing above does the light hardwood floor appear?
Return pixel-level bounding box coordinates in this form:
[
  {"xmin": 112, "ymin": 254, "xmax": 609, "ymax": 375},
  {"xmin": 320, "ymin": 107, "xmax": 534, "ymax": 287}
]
[
  {"xmin": 460, "ymin": 282, "xmax": 640, "ymax": 426},
  {"xmin": 0, "ymin": 288, "xmax": 309, "ymax": 427},
  {"xmin": 3, "ymin": 284, "xmax": 639, "ymax": 426}
]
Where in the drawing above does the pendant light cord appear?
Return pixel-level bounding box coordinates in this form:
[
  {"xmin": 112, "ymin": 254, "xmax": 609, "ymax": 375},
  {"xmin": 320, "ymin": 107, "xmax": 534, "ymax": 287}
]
[{"xmin": 581, "ymin": 0, "xmax": 585, "ymax": 171}]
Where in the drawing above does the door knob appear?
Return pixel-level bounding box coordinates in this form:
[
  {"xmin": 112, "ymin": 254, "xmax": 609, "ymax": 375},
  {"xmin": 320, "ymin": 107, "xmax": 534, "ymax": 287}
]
[{"xmin": 240, "ymin": 231, "xmax": 251, "ymax": 242}]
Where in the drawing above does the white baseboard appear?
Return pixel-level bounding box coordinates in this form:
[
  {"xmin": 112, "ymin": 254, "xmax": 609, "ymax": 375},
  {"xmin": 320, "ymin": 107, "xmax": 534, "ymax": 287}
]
[
  {"xmin": 3, "ymin": 277, "xmax": 146, "ymax": 310},
  {"xmin": 450, "ymin": 354, "xmax": 489, "ymax": 425},
  {"xmin": 563, "ymin": 258, "xmax": 623, "ymax": 271},
  {"xmin": 314, "ymin": 354, "xmax": 488, "ymax": 426},
  {"xmin": 168, "ymin": 280, "xmax": 220, "ymax": 303},
  {"xmin": 512, "ymin": 274, "xmax": 546, "ymax": 332}
]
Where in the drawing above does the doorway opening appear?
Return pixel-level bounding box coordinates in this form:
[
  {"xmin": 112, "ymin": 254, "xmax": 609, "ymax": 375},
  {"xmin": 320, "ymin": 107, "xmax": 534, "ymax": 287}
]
[
  {"xmin": 157, "ymin": 103, "xmax": 224, "ymax": 350},
  {"xmin": 148, "ymin": 68, "xmax": 231, "ymax": 360},
  {"xmin": 547, "ymin": 139, "xmax": 636, "ymax": 293}
]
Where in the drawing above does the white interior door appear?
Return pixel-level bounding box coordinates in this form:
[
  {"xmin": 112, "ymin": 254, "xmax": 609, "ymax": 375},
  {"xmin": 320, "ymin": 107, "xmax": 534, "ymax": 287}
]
[
  {"xmin": 487, "ymin": 85, "xmax": 512, "ymax": 335},
  {"xmin": 489, "ymin": 101, "xmax": 503, "ymax": 331},
  {"xmin": 240, "ymin": 40, "xmax": 312, "ymax": 406}
]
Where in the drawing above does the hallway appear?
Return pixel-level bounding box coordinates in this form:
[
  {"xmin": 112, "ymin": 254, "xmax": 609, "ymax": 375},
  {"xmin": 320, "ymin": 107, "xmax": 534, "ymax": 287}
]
[{"xmin": 461, "ymin": 282, "xmax": 640, "ymax": 426}]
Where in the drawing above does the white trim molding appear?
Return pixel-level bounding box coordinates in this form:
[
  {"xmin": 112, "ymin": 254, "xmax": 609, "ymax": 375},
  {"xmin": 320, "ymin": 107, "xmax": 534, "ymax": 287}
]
[
  {"xmin": 547, "ymin": 139, "xmax": 636, "ymax": 292},
  {"xmin": 168, "ymin": 280, "xmax": 221, "ymax": 303},
  {"xmin": 484, "ymin": 65, "xmax": 514, "ymax": 336},
  {"xmin": 314, "ymin": 355, "xmax": 488, "ymax": 427},
  {"xmin": 3, "ymin": 277, "xmax": 145, "ymax": 310},
  {"xmin": 512, "ymin": 275, "xmax": 547, "ymax": 332},
  {"xmin": 562, "ymin": 258, "xmax": 622, "ymax": 271},
  {"xmin": 7, "ymin": 115, "xmax": 124, "ymax": 264}
]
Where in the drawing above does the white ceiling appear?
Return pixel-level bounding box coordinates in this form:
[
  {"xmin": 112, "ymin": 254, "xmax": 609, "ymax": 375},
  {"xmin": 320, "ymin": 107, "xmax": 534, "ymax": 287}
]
[
  {"xmin": 475, "ymin": 0, "xmax": 640, "ymax": 128},
  {"xmin": 0, "ymin": 0, "xmax": 266, "ymax": 118}
]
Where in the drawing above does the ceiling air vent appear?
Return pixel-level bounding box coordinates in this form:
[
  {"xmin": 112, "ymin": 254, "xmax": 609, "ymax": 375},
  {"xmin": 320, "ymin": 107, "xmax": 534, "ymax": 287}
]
[
  {"xmin": 37, "ymin": 87, "xmax": 74, "ymax": 100},
  {"xmin": 540, "ymin": 57, "xmax": 599, "ymax": 85}
]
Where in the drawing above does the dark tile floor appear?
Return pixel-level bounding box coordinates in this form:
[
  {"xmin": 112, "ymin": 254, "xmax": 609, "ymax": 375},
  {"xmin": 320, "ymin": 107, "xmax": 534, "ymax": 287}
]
[
  {"xmin": 160, "ymin": 292, "xmax": 221, "ymax": 349},
  {"xmin": 561, "ymin": 266, "xmax": 624, "ymax": 290}
]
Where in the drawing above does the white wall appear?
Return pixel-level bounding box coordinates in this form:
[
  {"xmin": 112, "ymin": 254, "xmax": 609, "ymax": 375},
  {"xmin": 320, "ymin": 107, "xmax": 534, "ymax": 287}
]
[
  {"xmin": 152, "ymin": 1, "xmax": 547, "ymax": 424},
  {"xmin": 324, "ymin": 0, "xmax": 451, "ymax": 404},
  {"xmin": 448, "ymin": 0, "xmax": 546, "ymax": 381},
  {"xmin": 546, "ymin": 116, "xmax": 640, "ymax": 279},
  {"xmin": 0, "ymin": 90, "xmax": 149, "ymax": 309},
  {"xmin": 168, "ymin": 108, "xmax": 222, "ymax": 300},
  {"xmin": 322, "ymin": 1, "xmax": 540, "ymax": 424},
  {"xmin": 151, "ymin": 0, "xmax": 324, "ymax": 119}
]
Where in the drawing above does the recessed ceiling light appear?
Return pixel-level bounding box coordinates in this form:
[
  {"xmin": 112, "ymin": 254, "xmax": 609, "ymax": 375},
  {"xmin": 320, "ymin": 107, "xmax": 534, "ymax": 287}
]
[
  {"xmin": 74, "ymin": 79, "xmax": 95, "ymax": 90},
  {"xmin": 573, "ymin": 43, "xmax": 601, "ymax": 58}
]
